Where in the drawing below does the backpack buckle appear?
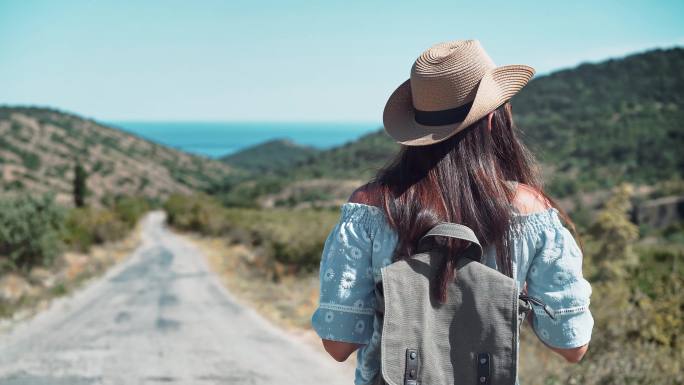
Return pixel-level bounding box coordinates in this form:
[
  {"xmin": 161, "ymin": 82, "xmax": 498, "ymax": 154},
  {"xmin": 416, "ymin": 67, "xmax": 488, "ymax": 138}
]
[
  {"xmin": 404, "ymin": 348, "xmax": 420, "ymax": 385},
  {"xmin": 477, "ymin": 353, "xmax": 491, "ymax": 385},
  {"xmin": 519, "ymin": 294, "xmax": 556, "ymax": 320}
]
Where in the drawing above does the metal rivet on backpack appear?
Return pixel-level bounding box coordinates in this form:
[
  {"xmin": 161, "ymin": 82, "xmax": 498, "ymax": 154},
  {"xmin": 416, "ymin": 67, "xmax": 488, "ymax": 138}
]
[
  {"xmin": 410, "ymin": 351, "xmax": 416, "ymax": 359},
  {"xmin": 480, "ymin": 376, "xmax": 486, "ymax": 383},
  {"xmin": 480, "ymin": 357, "xmax": 487, "ymax": 364}
]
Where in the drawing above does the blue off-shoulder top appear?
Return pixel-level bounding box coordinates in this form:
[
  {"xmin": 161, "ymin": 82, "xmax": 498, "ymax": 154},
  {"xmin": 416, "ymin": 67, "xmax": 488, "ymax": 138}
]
[{"xmin": 311, "ymin": 202, "xmax": 594, "ymax": 385}]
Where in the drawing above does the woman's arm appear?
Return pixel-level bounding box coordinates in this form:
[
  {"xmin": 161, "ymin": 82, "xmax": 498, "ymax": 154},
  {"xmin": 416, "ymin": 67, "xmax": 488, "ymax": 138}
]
[
  {"xmin": 515, "ymin": 185, "xmax": 593, "ymax": 363},
  {"xmin": 522, "ymin": 282, "xmax": 589, "ymax": 363},
  {"xmin": 523, "ymin": 294, "xmax": 589, "ymax": 363},
  {"xmin": 312, "ymin": 190, "xmax": 379, "ymax": 362},
  {"xmin": 321, "ymin": 339, "xmax": 363, "ymax": 362},
  {"xmin": 549, "ymin": 344, "xmax": 588, "ymax": 363},
  {"xmin": 318, "ymin": 185, "xmax": 379, "ymax": 362}
]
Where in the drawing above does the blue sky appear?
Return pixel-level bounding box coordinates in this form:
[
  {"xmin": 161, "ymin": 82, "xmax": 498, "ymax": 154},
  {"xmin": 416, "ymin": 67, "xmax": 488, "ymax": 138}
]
[{"xmin": 1, "ymin": 0, "xmax": 682, "ymax": 122}]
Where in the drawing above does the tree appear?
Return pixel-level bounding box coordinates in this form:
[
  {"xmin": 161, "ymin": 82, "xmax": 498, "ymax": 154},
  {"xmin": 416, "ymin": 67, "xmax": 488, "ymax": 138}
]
[
  {"xmin": 73, "ymin": 162, "xmax": 87, "ymax": 207},
  {"xmin": 589, "ymin": 183, "xmax": 639, "ymax": 279}
]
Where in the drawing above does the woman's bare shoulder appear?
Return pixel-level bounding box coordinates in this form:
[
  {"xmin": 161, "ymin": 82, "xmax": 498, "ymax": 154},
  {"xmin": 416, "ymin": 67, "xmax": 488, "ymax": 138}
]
[
  {"xmin": 511, "ymin": 182, "xmax": 552, "ymax": 214},
  {"xmin": 348, "ymin": 182, "xmax": 383, "ymax": 207}
]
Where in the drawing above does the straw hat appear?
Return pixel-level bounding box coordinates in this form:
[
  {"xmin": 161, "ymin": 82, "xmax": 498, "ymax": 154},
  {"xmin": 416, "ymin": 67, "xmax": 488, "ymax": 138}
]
[{"xmin": 383, "ymin": 40, "xmax": 535, "ymax": 146}]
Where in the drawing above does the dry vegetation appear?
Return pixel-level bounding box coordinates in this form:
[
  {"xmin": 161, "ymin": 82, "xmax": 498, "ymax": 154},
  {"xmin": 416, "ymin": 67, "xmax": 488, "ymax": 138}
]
[
  {"xmin": 0, "ymin": 107, "xmax": 233, "ymax": 205},
  {"xmin": 188, "ymin": 237, "xmax": 319, "ymax": 329},
  {"xmin": 0, "ymin": 216, "xmax": 143, "ymax": 327},
  {"xmin": 178, "ymin": 223, "xmax": 361, "ymax": 372}
]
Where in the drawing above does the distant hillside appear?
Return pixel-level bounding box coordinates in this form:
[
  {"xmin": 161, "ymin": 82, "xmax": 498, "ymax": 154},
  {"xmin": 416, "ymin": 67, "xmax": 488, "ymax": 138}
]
[
  {"xmin": 221, "ymin": 139, "xmax": 319, "ymax": 173},
  {"xmin": 513, "ymin": 47, "xmax": 684, "ymax": 195},
  {"xmin": 216, "ymin": 47, "xmax": 683, "ymax": 207},
  {"xmin": 0, "ymin": 107, "xmax": 233, "ymax": 205},
  {"xmin": 280, "ymin": 130, "xmax": 395, "ymax": 179},
  {"xmin": 287, "ymin": 48, "xmax": 684, "ymax": 191}
]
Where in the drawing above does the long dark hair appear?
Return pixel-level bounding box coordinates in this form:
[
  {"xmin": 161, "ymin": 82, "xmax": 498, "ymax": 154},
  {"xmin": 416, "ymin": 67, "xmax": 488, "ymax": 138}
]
[{"xmin": 370, "ymin": 102, "xmax": 575, "ymax": 303}]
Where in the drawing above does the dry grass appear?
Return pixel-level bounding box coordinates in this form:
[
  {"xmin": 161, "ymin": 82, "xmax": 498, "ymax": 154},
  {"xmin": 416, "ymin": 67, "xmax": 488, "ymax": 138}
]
[
  {"xmin": 0, "ymin": 108, "xmax": 233, "ymax": 205},
  {"xmin": 187, "ymin": 234, "xmax": 319, "ymax": 329}
]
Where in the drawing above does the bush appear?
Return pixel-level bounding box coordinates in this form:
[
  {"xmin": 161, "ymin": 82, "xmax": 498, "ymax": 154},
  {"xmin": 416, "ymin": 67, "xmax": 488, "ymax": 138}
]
[
  {"xmin": 62, "ymin": 196, "xmax": 149, "ymax": 252},
  {"xmin": 163, "ymin": 194, "xmax": 229, "ymax": 235},
  {"xmin": 0, "ymin": 194, "xmax": 65, "ymax": 272},
  {"xmin": 62, "ymin": 207, "xmax": 129, "ymax": 252},
  {"xmin": 238, "ymin": 208, "xmax": 338, "ymax": 271},
  {"xmin": 110, "ymin": 196, "xmax": 150, "ymax": 227},
  {"xmin": 162, "ymin": 194, "xmax": 340, "ymax": 273}
]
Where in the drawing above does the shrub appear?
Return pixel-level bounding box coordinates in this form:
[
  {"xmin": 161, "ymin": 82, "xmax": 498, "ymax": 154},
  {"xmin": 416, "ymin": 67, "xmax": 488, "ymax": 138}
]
[
  {"xmin": 110, "ymin": 196, "xmax": 149, "ymax": 227},
  {"xmin": 163, "ymin": 194, "xmax": 229, "ymax": 235},
  {"xmin": 162, "ymin": 194, "xmax": 340, "ymax": 273},
  {"xmin": 589, "ymin": 183, "xmax": 640, "ymax": 279},
  {"xmin": 62, "ymin": 207, "xmax": 129, "ymax": 252},
  {"xmin": 219, "ymin": 206, "xmax": 339, "ymax": 273},
  {"xmin": 62, "ymin": 196, "xmax": 148, "ymax": 253},
  {"xmin": 0, "ymin": 194, "xmax": 65, "ymax": 271}
]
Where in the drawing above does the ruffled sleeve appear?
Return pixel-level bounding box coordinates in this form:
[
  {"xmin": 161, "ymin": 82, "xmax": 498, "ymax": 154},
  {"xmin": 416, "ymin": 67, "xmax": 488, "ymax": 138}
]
[
  {"xmin": 311, "ymin": 203, "xmax": 378, "ymax": 344},
  {"xmin": 523, "ymin": 209, "xmax": 594, "ymax": 349}
]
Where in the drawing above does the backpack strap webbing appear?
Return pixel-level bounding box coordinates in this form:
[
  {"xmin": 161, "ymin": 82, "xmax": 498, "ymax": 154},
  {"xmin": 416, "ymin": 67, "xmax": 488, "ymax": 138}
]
[{"xmin": 418, "ymin": 222, "xmax": 483, "ymax": 260}]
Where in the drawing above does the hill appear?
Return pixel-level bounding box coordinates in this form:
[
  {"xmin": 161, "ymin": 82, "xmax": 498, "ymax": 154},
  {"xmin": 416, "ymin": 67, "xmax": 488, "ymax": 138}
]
[
  {"xmin": 513, "ymin": 47, "xmax": 684, "ymax": 195},
  {"xmin": 0, "ymin": 106, "xmax": 233, "ymax": 205},
  {"xmin": 220, "ymin": 139, "xmax": 319, "ymax": 173},
  {"xmin": 283, "ymin": 129, "xmax": 396, "ymax": 179},
  {"xmin": 217, "ymin": 47, "xmax": 683, "ymax": 207}
]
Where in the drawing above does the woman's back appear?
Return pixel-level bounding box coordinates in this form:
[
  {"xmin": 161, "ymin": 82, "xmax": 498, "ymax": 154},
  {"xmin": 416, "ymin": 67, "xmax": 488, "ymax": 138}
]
[
  {"xmin": 311, "ymin": 183, "xmax": 593, "ymax": 385},
  {"xmin": 313, "ymin": 40, "xmax": 593, "ymax": 384}
]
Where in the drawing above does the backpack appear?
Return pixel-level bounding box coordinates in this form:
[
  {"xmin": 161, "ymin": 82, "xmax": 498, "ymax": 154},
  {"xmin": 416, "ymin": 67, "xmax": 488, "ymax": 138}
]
[{"xmin": 373, "ymin": 222, "xmax": 555, "ymax": 385}]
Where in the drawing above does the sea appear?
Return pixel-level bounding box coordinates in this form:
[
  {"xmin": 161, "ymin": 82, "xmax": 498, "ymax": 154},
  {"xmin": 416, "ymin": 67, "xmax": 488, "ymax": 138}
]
[{"xmin": 109, "ymin": 121, "xmax": 382, "ymax": 158}]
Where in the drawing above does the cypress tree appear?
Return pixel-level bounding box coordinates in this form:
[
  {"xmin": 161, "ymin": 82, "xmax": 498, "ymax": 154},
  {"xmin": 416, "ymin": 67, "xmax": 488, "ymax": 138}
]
[{"xmin": 73, "ymin": 162, "xmax": 87, "ymax": 207}]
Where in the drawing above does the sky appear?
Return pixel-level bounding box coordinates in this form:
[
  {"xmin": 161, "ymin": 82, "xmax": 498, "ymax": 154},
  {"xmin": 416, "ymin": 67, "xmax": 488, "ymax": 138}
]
[{"xmin": 1, "ymin": 0, "xmax": 683, "ymax": 122}]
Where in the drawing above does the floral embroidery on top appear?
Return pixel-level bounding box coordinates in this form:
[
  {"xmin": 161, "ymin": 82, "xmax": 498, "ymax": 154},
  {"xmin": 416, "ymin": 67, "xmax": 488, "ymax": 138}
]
[
  {"xmin": 338, "ymin": 267, "xmax": 357, "ymax": 299},
  {"xmin": 350, "ymin": 245, "xmax": 363, "ymax": 260},
  {"xmin": 354, "ymin": 320, "xmax": 366, "ymax": 333},
  {"xmin": 553, "ymin": 271, "xmax": 570, "ymax": 285}
]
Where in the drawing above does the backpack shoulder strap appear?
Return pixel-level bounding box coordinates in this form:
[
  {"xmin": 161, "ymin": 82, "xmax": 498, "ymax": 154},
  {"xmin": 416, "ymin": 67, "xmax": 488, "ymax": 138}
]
[{"xmin": 418, "ymin": 222, "xmax": 483, "ymax": 260}]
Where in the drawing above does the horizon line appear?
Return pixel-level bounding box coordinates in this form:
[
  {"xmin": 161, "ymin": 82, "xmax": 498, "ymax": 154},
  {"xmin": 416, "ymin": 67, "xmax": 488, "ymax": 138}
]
[
  {"xmin": 2, "ymin": 42, "xmax": 682, "ymax": 123},
  {"xmin": 107, "ymin": 119, "xmax": 383, "ymax": 125}
]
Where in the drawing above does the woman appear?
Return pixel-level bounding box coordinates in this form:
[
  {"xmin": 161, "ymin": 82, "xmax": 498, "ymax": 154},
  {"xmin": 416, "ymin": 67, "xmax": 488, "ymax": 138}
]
[{"xmin": 311, "ymin": 40, "xmax": 593, "ymax": 384}]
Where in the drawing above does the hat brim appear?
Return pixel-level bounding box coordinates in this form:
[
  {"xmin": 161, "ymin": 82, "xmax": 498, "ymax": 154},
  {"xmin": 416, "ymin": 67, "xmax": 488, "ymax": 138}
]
[{"xmin": 383, "ymin": 64, "xmax": 535, "ymax": 146}]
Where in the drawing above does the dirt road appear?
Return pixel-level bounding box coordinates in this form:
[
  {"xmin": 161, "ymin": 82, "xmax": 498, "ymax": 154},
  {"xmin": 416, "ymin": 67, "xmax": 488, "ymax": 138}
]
[{"xmin": 0, "ymin": 212, "xmax": 354, "ymax": 385}]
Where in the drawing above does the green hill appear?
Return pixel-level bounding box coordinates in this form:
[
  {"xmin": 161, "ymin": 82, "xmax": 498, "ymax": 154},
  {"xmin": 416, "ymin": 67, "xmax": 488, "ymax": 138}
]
[
  {"xmin": 221, "ymin": 139, "xmax": 319, "ymax": 173},
  {"xmin": 0, "ymin": 106, "xmax": 233, "ymax": 205},
  {"xmin": 216, "ymin": 47, "xmax": 683, "ymax": 207},
  {"xmin": 514, "ymin": 47, "xmax": 684, "ymax": 195},
  {"xmin": 283, "ymin": 129, "xmax": 397, "ymax": 179}
]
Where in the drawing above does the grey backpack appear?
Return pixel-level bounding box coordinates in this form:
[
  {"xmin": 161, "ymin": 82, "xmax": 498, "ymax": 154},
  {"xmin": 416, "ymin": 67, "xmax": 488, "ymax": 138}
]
[{"xmin": 374, "ymin": 222, "xmax": 555, "ymax": 385}]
